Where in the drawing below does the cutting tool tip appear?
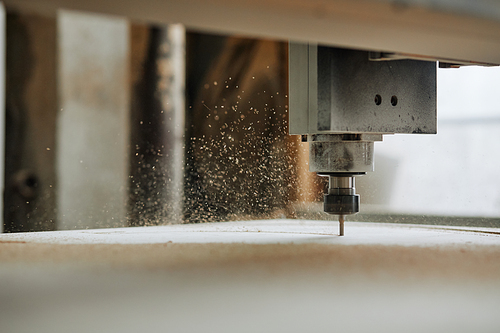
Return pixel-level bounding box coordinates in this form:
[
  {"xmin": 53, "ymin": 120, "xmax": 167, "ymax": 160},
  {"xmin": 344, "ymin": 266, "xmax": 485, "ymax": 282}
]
[{"xmin": 339, "ymin": 215, "xmax": 344, "ymax": 236}]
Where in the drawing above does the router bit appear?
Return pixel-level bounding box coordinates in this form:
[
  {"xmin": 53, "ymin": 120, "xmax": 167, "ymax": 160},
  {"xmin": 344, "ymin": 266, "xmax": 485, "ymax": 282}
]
[
  {"xmin": 339, "ymin": 215, "xmax": 345, "ymax": 236},
  {"xmin": 323, "ymin": 175, "xmax": 360, "ymax": 236}
]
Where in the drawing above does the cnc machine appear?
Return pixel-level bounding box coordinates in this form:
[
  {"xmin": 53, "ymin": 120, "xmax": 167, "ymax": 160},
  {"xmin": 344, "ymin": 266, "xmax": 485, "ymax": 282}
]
[{"xmin": 290, "ymin": 45, "xmax": 438, "ymax": 234}]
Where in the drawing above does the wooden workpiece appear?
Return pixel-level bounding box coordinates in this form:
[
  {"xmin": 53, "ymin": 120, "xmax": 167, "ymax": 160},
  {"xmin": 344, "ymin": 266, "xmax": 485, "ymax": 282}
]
[{"xmin": 1, "ymin": 220, "xmax": 500, "ymax": 332}]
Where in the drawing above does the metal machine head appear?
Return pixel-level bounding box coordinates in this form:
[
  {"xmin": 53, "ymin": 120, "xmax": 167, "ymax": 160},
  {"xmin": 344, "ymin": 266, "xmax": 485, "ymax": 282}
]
[{"xmin": 289, "ymin": 44, "xmax": 437, "ymax": 235}]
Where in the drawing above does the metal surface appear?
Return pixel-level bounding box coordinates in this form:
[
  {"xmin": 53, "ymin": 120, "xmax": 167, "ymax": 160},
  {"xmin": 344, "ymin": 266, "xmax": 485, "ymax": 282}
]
[
  {"xmin": 308, "ymin": 135, "xmax": 379, "ymax": 174},
  {"xmin": 368, "ymin": 51, "xmax": 497, "ymax": 67},
  {"xmin": 288, "ymin": 42, "xmax": 309, "ymax": 135},
  {"xmin": 329, "ymin": 176, "xmax": 353, "ymax": 195},
  {"xmin": 339, "ymin": 214, "xmax": 344, "ymax": 236},
  {"xmin": 4, "ymin": 0, "xmax": 500, "ymax": 65},
  {"xmin": 309, "ymin": 140, "xmax": 374, "ymax": 173},
  {"xmin": 290, "ymin": 45, "xmax": 437, "ymax": 135}
]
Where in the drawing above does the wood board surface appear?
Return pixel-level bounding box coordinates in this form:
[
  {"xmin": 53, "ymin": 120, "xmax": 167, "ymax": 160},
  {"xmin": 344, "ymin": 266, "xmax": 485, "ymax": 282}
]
[{"xmin": 1, "ymin": 220, "xmax": 500, "ymax": 332}]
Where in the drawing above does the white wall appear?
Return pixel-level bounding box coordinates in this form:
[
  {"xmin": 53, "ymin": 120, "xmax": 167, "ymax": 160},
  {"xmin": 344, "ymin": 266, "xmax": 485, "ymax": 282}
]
[{"xmin": 358, "ymin": 66, "xmax": 500, "ymax": 217}]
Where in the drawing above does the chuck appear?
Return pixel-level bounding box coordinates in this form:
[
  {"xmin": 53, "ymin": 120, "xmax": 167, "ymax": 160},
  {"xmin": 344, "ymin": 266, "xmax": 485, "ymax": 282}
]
[
  {"xmin": 324, "ymin": 175, "xmax": 360, "ymax": 215},
  {"xmin": 322, "ymin": 174, "xmax": 362, "ymax": 236}
]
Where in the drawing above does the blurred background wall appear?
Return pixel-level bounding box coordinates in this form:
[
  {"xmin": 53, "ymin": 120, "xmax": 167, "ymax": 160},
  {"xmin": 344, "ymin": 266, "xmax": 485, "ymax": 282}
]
[
  {"xmin": 4, "ymin": 9, "xmax": 500, "ymax": 232},
  {"xmin": 358, "ymin": 66, "xmax": 500, "ymax": 218},
  {"xmin": 3, "ymin": 9, "xmax": 323, "ymax": 232}
]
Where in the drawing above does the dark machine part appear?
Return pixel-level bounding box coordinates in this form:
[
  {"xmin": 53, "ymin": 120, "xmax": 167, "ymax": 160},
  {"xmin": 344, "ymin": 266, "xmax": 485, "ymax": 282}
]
[
  {"xmin": 324, "ymin": 175, "xmax": 360, "ymax": 215},
  {"xmin": 322, "ymin": 175, "xmax": 361, "ymax": 236}
]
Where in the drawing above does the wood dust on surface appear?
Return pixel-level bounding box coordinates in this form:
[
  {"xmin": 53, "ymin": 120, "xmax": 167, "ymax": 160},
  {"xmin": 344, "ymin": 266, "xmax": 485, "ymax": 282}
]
[{"xmin": 1, "ymin": 241, "xmax": 500, "ymax": 283}]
